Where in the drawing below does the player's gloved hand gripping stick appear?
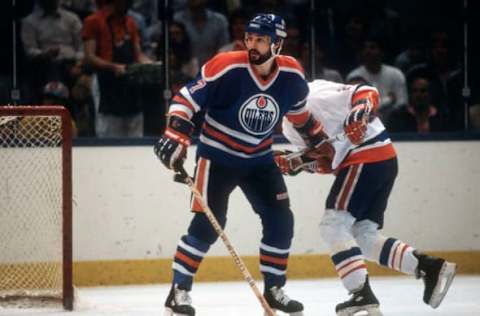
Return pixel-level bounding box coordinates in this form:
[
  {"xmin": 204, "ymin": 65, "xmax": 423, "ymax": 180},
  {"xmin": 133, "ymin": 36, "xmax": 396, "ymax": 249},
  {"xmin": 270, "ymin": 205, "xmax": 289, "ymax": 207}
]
[
  {"xmin": 173, "ymin": 165, "xmax": 277, "ymax": 316},
  {"xmin": 277, "ymin": 133, "xmax": 345, "ymax": 174}
]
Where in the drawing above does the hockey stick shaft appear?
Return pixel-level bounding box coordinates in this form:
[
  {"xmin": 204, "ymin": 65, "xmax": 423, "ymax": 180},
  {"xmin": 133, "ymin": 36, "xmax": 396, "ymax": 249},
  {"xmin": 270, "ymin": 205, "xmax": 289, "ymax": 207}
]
[{"xmin": 174, "ymin": 166, "xmax": 276, "ymax": 316}]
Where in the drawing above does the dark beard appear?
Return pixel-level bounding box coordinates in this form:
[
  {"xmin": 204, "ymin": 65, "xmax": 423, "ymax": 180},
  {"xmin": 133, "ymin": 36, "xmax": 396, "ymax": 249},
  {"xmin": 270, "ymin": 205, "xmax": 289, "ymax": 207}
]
[{"xmin": 248, "ymin": 49, "xmax": 273, "ymax": 65}]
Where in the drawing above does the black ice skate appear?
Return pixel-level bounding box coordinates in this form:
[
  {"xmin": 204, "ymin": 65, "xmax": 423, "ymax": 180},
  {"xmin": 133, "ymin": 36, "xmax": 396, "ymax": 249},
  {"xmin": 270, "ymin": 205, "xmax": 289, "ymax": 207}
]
[
  {"xmin": 335, "ymin": 277, "xmax": 382, "ymax": 316},
  {"xmin": 414, "ymin": 252, "xmax": 456, "ymax": 308},
  {"xmin": 164, "ymin": 284, "xmax": 195, "ymax": 316},
  {"xmin": 264, "ymin": 286, "xmax": 304, "ymax": 316}
]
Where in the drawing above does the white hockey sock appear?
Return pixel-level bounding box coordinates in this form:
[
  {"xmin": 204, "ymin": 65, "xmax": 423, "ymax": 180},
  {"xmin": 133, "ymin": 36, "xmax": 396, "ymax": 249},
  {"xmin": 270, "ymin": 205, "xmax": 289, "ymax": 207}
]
[
  {"xmin": 378, "ymin": 237, "xmax": 418, "ymax": 275},
  {"xmin": 331, "ymin": 246, "xmax": 368, "ymax": 292},
  {"xmin": 353, "ymin": 220, "xmax": 419, "ymax": 275}
]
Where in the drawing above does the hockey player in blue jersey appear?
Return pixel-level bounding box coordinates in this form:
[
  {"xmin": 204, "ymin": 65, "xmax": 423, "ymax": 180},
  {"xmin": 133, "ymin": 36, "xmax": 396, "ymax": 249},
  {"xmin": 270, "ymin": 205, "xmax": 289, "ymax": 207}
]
[{"xmin": 154, "ymin": 13, "xmax": 333, "ymax": 316}]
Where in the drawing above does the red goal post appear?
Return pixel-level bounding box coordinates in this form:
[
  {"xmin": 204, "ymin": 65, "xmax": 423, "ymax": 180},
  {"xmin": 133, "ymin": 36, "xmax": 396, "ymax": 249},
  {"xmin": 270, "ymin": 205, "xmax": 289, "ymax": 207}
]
[{"xmin": 0, "ymin": 105, "xmax": 73, "ymax": 310}]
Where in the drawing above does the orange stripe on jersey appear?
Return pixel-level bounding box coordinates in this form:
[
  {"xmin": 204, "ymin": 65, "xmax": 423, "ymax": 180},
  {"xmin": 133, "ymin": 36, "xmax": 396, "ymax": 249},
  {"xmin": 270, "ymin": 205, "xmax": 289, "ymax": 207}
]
[
  {"xmin": 351, "ymin": 89, "xmax": 380, "ymax": 112},
  {"xmin": 172, "ymin": 95, "xmax": 195, "ymax": 112},
  {"xmin": 192, "ymin": 158, "xmax": 208, "ymax": 212},
  {"xmin": 276, "ymin": 55, "xmax": 305, "ymax": 74},
  {"xmin": 203, "ymin": 51, "xmax": 248, "ymax": 78},
  {"xmin": 175, "ymin": 251, "xmax": 200, "ymax": 269},
  {"xmin": 260, "ymin": 254, "xmax": 288, "ymax": 266},
  {"xmin": 285, "ymin": 111, "xmax": 309, "ymax": 125},
  {"xmin": 339, "ymin": 143, "xmax": 397, "ymax": 170},
  {"xmin": 203, "ymin": 124, "xmax": 273, "ymax": 153}
]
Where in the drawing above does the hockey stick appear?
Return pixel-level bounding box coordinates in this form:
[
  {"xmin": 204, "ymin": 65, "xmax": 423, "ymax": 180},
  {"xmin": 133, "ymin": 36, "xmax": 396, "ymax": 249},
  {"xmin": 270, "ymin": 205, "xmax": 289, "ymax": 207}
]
[
  {"xmin": 285, "ymin": 132, "xmax": 346, "ymax": 172},
  {"xmin": 173, "ymin": 165, "xmax": 276, "ymax": 316}
]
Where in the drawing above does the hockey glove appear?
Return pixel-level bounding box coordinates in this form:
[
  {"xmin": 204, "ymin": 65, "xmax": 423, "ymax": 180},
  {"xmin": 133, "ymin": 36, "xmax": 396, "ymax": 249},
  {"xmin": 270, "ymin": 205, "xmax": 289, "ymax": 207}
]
[
  {"xmin": 299, "ymin": 146, "xmax": 334, "ymax": 173},
  {"xmin": 274, "ymin": 150, "xmax": 305, "ymax": 176},
  {"xmin": 274, "ymin": 150, "xmax": 333, "ymax": 175},
  {"xmin": 344, "ymin": 100, "xmax": 372, "ymax": 145},
  {"xmin": 294, "ymin": 115, "xmax": 335, "ymax": 161},
  {"xmin": 154, "ymin": 114, "xmax": 194, "ymax": 171}
]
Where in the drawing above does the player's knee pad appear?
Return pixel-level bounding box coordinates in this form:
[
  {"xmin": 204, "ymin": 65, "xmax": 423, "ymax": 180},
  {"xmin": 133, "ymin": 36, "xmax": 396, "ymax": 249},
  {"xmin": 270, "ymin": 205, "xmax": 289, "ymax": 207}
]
[
  {"xmin": 319, "ymin": 209, "xmax": 357, "ymax": 251},
  {"xmin": 352, "ymin": 219, "xmax": 387, "ymax": 262}
]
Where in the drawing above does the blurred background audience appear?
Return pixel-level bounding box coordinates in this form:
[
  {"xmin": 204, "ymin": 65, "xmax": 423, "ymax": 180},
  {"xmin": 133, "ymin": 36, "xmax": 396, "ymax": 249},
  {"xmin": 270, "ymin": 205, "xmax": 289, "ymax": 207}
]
[{"xmin": 2, "ymin": 0, "xmax": 478, "ymax": 137}]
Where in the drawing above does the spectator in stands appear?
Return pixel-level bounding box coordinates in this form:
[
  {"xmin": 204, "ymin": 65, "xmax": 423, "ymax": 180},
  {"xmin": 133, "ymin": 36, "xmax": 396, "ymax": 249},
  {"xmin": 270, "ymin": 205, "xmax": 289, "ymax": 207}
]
[
  {"xmin": 331, "ymin": 11, "xmax": 368, "ymax": 77},
  {"xmin": 218, "ymin": 9, "xmax": 247, "ymax": 53},
  {"xmin": 281, "ymin": 18, "xmax": 303, "ymax": 60},
  {"xmin": 346, "ymin": 33, "xmax": 407, "ymax": 122},
  {"xmin": 21, "ymin": 0, "xmax": 84, "ymax": 103},
  {"xmin": 346, "ymin": 75, "xmax": 369, "ymax": 86},
  {"xmin": 156, "ymin": 21, "xmax": 198, "ymax": 81},
  {"xmin": 131, "ymin": 0, "xmax": 158, "ymax": 27},
  {"xmin": 174, "ymin": 0, "xmax": 229, "ymax": 65},
  {"xmin": 394, "ymin": 29, "xmax": 426, "ymax": 74},
  {"xmin": 387, "ymin": 77, "xmax": 446, "ymax": 133},
  {"xmin": 61, "ymin": 0, "xmax": 96, "ymax": 20},
  {"xmin": 406, "ymin": 29, "xmax": 461, "ymax": 120},
  {"xmin": 42, "ymin": 81, "xmax": 79, "ymax": 136},
  {"xmin": 300, "ymin": 42, "xmax": 343, "ymax": 83},
  {"xmin": 70, "ymin": 71, "xmax": 96, "ymax": 136},
  {"xmin": 82, "ymin": 0, "xmax": 151, "ymax": 137}
]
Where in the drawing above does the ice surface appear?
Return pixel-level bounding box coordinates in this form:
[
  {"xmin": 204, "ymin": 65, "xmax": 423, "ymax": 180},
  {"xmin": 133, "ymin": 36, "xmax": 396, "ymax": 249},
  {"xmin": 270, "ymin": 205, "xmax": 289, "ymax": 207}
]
[{"xmin": 1, "ymin": 276, "xmax": 479, "ymax": 316}]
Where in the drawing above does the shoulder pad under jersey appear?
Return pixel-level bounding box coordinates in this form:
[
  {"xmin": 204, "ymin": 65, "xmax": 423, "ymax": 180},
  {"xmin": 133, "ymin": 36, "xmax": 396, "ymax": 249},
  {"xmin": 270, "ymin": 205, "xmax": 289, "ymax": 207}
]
[{"xmin": 202, "ymin": 51, "xmax": 249, "ymax": 81}]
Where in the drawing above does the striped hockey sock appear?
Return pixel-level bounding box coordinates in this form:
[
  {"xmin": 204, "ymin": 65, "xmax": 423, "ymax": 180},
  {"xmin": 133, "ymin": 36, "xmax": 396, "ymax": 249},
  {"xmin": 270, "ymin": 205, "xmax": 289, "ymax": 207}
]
[
  {"xmin": 332, "ymin": 246, "xmax": 368, "ymax": 292},
  {"xmin": 259, "ymin": 242, "xmax": 290, "ymax": 289},
  {"xmin": 379, "ymin": 237, "xmax": 418, "ymax": 275},
  {"xmin": 172, "ymin": 235, "xmax": 210, "ymax": 290}
]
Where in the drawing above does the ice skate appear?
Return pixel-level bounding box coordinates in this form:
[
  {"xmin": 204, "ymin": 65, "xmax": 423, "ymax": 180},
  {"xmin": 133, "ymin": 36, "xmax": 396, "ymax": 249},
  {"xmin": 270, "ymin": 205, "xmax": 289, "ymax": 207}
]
[
  {"xmin": 264, "ymin": 286, "xmax": 304, "ymax": 316},
  {"xmin": 164, "ymin": 284, "xmax": 195, "ymax": 316},
  {"xmin": 415, "ymin": 252, "xmax": 457, "ymax": 308},
  {"xmin": 335, "ymin": 277, "xmax": 382, "ymax": 316}
]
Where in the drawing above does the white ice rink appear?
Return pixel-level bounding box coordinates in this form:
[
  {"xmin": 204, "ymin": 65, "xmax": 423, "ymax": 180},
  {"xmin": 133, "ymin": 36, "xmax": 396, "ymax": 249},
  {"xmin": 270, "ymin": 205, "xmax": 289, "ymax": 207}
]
[{"xmin": 1, "ymin": 276, "xmax": 479, "ymax": 316}]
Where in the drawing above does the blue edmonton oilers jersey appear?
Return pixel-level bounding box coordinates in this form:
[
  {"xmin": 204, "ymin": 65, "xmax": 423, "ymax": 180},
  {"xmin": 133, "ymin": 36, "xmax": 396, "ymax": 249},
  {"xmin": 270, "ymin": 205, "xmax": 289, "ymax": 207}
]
[{"xmin": 168, "ymin": 51, "xmax": 309, "ymax": 166}]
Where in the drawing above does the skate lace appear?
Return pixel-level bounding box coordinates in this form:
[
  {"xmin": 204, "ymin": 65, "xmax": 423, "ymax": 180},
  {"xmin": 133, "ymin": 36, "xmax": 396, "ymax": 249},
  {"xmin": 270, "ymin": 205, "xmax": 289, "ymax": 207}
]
[
  {"xmin": 174, "ymin": 288, "xmax": 192, "ymax": 305},
  {"xmin": 272, "ymin": 287, "xmax": 291, "ymax": 306}
]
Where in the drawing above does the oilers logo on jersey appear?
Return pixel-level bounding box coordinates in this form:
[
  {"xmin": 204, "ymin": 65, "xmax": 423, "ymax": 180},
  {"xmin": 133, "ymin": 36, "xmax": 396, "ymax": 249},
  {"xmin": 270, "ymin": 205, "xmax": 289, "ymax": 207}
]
[{"xmin": 239, "ymin": 94, "xmax": 279, "ymax": 135}]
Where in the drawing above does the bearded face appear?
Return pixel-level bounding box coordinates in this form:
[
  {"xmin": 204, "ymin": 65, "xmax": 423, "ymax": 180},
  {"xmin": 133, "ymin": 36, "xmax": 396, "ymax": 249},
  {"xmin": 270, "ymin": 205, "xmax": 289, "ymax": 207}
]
[{"xmin": 248, "ymin": 48, "xmax": 273, "ymax": 65}]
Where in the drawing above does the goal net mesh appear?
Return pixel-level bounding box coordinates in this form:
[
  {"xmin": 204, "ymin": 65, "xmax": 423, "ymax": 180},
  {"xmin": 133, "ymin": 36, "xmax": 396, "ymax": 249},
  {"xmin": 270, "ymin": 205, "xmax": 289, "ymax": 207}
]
[{"xmin": 0, "ymin": 112, "xmax": 65, "ymax": 305}]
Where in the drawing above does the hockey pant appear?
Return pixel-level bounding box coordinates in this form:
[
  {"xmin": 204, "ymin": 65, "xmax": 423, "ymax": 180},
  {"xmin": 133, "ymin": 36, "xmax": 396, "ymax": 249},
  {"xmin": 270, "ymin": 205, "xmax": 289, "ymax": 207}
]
[
  {"xmin": 320, "ymin": 158, "xmax": 418, "ymax": 292},
  {"xmin": 171, "ymin": 157, "xmax": 294, "ymax": 290}
]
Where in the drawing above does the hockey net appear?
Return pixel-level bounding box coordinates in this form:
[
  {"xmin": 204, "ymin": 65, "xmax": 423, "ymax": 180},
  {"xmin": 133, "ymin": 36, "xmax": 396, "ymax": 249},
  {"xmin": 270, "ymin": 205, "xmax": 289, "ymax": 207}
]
[{"xmin": 0, "ymin": 106, "xmax": 73, "ymax": 310}]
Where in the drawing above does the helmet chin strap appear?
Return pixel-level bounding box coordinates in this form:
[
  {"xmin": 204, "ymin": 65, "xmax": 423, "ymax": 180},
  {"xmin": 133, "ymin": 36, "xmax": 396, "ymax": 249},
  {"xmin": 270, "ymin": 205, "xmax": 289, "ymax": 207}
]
[{"xmin": 271, "ymin": 40, "xmax": 283, "ymax": 57}]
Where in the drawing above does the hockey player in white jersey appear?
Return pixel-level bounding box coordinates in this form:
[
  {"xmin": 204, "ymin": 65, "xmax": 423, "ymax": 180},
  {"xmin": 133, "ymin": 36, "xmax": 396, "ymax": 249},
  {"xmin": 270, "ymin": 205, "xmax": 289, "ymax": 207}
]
[{"xmin": 277, "ymin": 80, "xmax": 457, "ymax": 316}]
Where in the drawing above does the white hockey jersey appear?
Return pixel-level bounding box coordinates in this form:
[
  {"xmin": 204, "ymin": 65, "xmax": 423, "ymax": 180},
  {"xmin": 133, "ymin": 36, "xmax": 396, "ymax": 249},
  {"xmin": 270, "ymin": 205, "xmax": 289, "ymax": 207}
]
[{"xmin": 282, "ymin": 80, "xmax": 396, "ymax": 171}]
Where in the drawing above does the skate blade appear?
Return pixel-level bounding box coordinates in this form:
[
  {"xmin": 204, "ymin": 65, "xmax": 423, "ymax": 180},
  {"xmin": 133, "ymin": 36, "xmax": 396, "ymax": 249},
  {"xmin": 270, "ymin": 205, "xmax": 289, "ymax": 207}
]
[
  {"xmin": 429, "ymin": 262, "xmax": 457, "ymax": 308},
  {"xmin": 336, "ymin": 304, "xmax": 383, "ymax": 316},
  {"xmin": 164, "ymin": 307, "xmax": 192, "ymax": 316}
]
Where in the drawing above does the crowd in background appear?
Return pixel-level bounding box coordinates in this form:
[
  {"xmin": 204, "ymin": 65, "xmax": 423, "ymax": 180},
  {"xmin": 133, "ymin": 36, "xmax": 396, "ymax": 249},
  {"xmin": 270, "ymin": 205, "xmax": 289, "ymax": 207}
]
[{"xmin": 1, "ymin": 0, "xmax": 479, "ymax": 137}]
